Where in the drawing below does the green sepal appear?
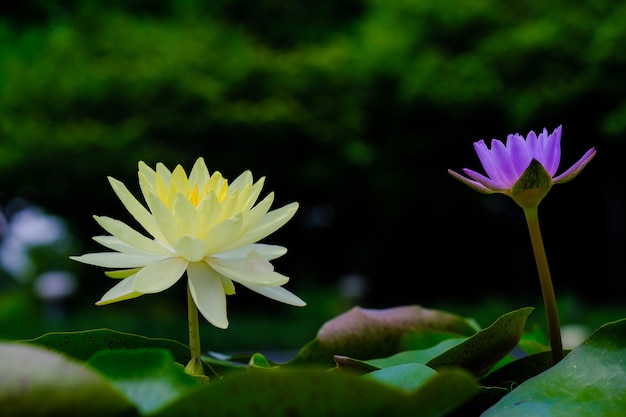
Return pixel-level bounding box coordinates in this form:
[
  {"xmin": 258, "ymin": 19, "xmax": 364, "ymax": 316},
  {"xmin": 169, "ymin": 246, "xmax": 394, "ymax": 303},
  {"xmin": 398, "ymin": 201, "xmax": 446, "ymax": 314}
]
[{"xmin": 511, "ymin": 159, "xmax": 553, "ymax": 209}]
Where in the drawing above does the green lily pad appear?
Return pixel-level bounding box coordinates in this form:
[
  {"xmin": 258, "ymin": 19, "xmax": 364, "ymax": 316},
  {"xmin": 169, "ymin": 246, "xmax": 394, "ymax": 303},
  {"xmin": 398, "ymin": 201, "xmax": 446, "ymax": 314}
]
[
  {"xmin": 482, "ymin": 318, "xmax": 626, "ymax": 416},
  {"xmin": 291, "ymin": 305, "xmax": 478, "ymax": 366},
  {"xmin": 151, "ymin": 367, "xmax": 479, "ymax": 417},
  {"xmin": 23, "ymin": 328, "xmax": 191, "ymax": 363},
  {"xmin": 87, "ymin": 348, "xmax": 201, "ymax": 415},
  {"xmin": 367, "ymin": 337, "xmax": 468, "ymax": 369},
  {"xmin": 0, "ymin": 341, "xmax": 134, "ymax": 417},
  {"xmin": 427, "ymin": 307, "xmax": 533, "ymax": 377},
  {"xmin": 365, "ymin": 362, "xmax": 438, "ymax": 392},
  {"xmin": 400, "ymin": 328, "xmax": 477, "ymax": 350},
  {"xmin": 23, "ymin": 328, "xmax": 229, "ymax": 377},
  {"xmin": 333, "ymin": 355, "xmax": 381, "ymax": 374},
  {"xmin": 247, "ymin": 352, "xmax": 277, "ymax": 369},
  {"xmin": 486, "ymin": 326, "xmax": 551, "ymax": 375},
  {"xmin": 481, "ymin": 351, "xmax": 555, "ymax": 388}
]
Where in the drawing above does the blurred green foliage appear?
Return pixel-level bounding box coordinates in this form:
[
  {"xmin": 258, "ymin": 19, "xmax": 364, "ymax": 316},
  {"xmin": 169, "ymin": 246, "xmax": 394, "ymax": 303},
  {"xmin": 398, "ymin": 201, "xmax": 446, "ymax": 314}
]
[{"xmin": 0, "ymin": 0, "xmax": 625, "ymax": 337}]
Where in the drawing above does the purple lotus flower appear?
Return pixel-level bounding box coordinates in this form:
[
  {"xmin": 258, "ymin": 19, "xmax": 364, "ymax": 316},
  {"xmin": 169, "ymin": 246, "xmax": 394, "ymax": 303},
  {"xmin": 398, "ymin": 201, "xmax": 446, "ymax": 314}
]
[{"xmin": 448, "ymin": 125, "xmax": 596, "ymax": 205}]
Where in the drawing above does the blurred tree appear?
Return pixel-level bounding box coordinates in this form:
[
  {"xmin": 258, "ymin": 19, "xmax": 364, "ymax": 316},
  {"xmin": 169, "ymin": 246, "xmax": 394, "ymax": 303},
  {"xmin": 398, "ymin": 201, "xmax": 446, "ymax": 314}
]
[{"xmin": 0, "ymin": 0, "xmax": 624, "ymax": 310}]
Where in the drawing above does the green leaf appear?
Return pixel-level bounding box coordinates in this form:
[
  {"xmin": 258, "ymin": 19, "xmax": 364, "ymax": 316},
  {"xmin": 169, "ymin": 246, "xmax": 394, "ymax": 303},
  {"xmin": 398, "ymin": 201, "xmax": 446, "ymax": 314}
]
[
  {"xmin": 291, "ymin": 305, "xmax": 478, "ymax": 366},
  {"xmin": 0, "ymin": 341, "xmax": 134, "ymax": 417},
  {"xmin": 333, "ymin": 355, "xmax": 381, "ymax": 374},
  {"xmin": 367, "ymin": 337, "xmax": 468, "ymax": 368},
  {"xmin": 482, "ymin": 318, "xmax": 626, "ymax": 416},
  {"xmin": 87, "ymin": 348, "xmax": 201, "ymax": 415},
  {"xmin": 23, "ymin": 328, "xmax": 226, "ymax": 377},
  {"xmin": 427, "ymin": 307, "xmax": 534, "ymax": 377},
  {"xmin": 400, "ymin": 328, "xmax": 477, "ymax": 350},
  {"xmin": 481, "ymin": 351, "xmax": 554, "ymax": 388},
  {"xmin": 247, "ymin": 352, "xmax": 276, "ymax": 369},
  {"xmin": 23, "ymin": 328, "xmax": 191, "ymax": 363},
  {"xmin": 365, "ymin": 363, "xmax": 437, "ymax": 392},
  {"xmin": 151, "ymin": 367, "xmax": 479, "ymax": 417},
  {"xmin": 455, "ymin": 352, "xmax": 556, "ymax": 415},
  {"xmin": 486, "ymin": 325, "xmax": 550, "ymax": 375},
  {"xmin": 409, "ymin": 368, "xmax": 481, "ymax": 417}
]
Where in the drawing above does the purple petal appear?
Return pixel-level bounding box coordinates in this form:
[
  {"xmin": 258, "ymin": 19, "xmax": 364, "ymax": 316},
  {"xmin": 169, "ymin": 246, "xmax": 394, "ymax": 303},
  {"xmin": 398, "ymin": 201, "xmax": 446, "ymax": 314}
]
[
  {"xmin": 526, "ymin": 130, "xmax": 540, "ymax": 161},
  {"xmin": 447, "ymin": 169, "xmax": 495, "ymax": 193},
  {"xmin": 490, "ymin": 139, "xmax": 518, "ymax": 187},
  {"xmin": 508, "ymin": 133, "xmax": 532, "ymax": 179},
  {"xmin": 553, "ymin": 148, "xmax": 596, "ymax": 184},
  {"xmin": 473, "ymin": 140, "xmax": 501, "ymax": 183},
  {"xmin": 541, "ymin": 126, "xmax": 562, "ymax": 176},
  {"xmin": 462, "ymin": 168, "xmax": 509, "ymax": 191}
]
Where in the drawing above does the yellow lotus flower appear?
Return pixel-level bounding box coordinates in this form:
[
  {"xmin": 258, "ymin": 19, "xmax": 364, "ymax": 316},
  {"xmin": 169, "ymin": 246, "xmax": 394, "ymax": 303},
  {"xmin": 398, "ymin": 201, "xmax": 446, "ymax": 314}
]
[{"xmin": 71, "ymin": 157, "xmax": 304, "ymax": 329}]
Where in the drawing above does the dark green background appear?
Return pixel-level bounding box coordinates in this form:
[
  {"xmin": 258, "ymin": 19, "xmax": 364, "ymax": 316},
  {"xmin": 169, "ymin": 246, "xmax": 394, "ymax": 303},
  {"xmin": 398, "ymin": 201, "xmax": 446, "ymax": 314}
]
[{"xmin": 0, "ymin": 0, "xmax": 624, "ymax": 346}]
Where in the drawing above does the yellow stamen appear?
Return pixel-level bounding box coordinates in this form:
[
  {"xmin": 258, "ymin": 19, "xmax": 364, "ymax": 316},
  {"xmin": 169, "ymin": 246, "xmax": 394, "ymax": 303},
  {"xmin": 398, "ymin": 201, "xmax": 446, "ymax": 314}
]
[
  {"xmin": 217, "ymin": 181, "xmax": 229, "ymax": 202},
  {"xmin": 189, "ymin": 184, "xmax": 200, "ymax": 207}
]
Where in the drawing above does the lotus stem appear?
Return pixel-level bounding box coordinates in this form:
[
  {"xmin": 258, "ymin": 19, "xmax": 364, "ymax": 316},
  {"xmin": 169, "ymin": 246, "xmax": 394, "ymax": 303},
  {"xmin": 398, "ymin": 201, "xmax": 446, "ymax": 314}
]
[
  {"xmin": 523, "ymin": 206, "xmax": 563, "ymax": 364},
  {"xmin": 186, "ymin": 281, "xmax": 205, "ymax": 376}
]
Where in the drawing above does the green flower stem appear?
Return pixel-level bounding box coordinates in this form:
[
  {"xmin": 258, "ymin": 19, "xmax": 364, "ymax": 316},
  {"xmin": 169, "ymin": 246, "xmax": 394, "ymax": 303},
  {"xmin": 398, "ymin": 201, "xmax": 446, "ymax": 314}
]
[
  {"xmin": 186, "ymin": 281, "xmax": 205, "ymax": 376},
  {"xmin": 523, "ymin": 206, "xmax": 563, "ymax": 364}
]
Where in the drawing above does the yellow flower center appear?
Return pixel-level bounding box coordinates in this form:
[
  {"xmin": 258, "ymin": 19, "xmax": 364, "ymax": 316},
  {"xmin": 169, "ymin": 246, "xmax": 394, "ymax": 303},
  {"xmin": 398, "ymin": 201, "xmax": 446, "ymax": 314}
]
[{"xmin": 188, "ymin": 184, "xmax": 200, "ymax": 207}]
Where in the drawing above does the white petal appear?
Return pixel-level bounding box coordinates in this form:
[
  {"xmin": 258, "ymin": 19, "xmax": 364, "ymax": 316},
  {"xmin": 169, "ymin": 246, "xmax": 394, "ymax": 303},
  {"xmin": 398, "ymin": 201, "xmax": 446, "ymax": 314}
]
[
  {"xmin": 203, "ymin": 213, "xmax": 243, "ymax": 253},
  {"xmin": 221, "ymin": 202, "xmax": 298, "ymax": 252},
  {"xmin": 218, "ymin": 189, "xmax": 241, "ymax": 221},
  {"xmin": 241, "ymin": 177, "xmax": 266, "ymax": 212},
  {"xmin": 70, "ymin": 252, "xmax": 167, "ymax": 268},
  {"xmin": 108, "ymin": 176, "xmax": 167, "ymax": 243},
  {"xmin": 187, "ymin": 262, "xmax": 229, "ymax": 329},
  {"xmin": 204, "ymin": 171, "xmax": 227, "ymax": 198},
  {"xmin": 138, "ymin": 164, "xmax": 157, "ymax": 205},
  {"xmin": 96, "ymin": 275, "xmax": 143, "ymax": 305},
  {"xmin": 174, "ymin": 235, "xmax": 207, "ymax": 262},
  {"xmin": 228, "ymin": 170, "xmax": 253, "ymax": 191},
  {"xmin": 232, "ymin": 183, "xmax": 253, "ymax": 214},
  {"xmin": 196, "ymin": 192, "xmax": 222, "ymax": 235},
  {"xmin": 212, "ymin": 244, "xmax": 287, "ymax": 261},
  {"xmin": 240, "ymin": 192, "xmax": 274, "ymax": 230},
  {"xmin": 188, "ymin": 158, "xmax": 210, "ymax": 188},
  {"xmin": 94, "ymin": 216, "xmax": 173, "ymax": 255},
  {"xmin": 170, "ymin": 165, "xmax": 191, "ymax": 196},
  {"xmin": 145, "ymin": 193, "xmax": 183, "ymax": 246},
  {"xmin": 241, "ymin": 250, "xmax": 273, "ymax": 275},
  {"xmin": 241, "ymin": 284, "xmax": 306, "ymax": 306},
  {"xmin": 92, "ymin": 236, "xmax": 155, "ymax": 255},
  {"xmin": 155, "ymin": 162, "xmax": 173, "ymax": 182},
  {"xmin": 105, "ymin": 268, "xmax": 140, "ymax": 279},
  {"xmin": 137, "ymin": 161, "xmax": 157, "ymax": 188},
  {"xmin": 131, "ymin": 257, "xmax": 188, "ymax": 293},
  {"xmin": 172, "ymin": 194, "xmax": 199, "ymax": 236},
  {"xmin": 208, "ymin": 256, "xmax": 289, "ymax": 287}
]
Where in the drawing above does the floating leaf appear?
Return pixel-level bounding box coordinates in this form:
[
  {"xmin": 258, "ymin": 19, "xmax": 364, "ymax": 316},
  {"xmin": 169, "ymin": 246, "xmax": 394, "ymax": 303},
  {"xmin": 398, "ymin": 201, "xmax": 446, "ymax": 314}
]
[
  {"xmin": 400, "ymin": 328, "xmax": 476, "ymax": 350},
  {"xmin": 333, "ymin": 355, "xmax": 380, "ymax": 374},
  {"xmin": 367, "ymin": 337, "xmax": 468, "ymax": 369},
  {"xmin": 481, "ymin": 351, "xmax": 554, "ymax": 388},
  {"xmin": 292, "ymin": 305, "xmax": 478, "ymax": 366},
  {"xmin": 482, "ymin": 318, "xmax": 626, "ymax": 416},
  {"xmin": 365, "ymin": 363, "xmax": 437, "ymax": 392},
  {"xmin": 23, "ymin": 329, "xmax": 191, "ymax": 363},
  {"xmin": 151, "ymin": 367, "xmax": 479, "ymax": 417},
  {"xmin": 427, "ymin": 307, "xmax": 533, "ymax": 377},
  {"xmin": 23, "ymin": 328, "xmax": 227, "ymax": 377},
  {"xmin": 486, "ymin": 326, "xmax": 551, "ymax": 375},
  {"xmin": 87, "ymin": 348, "xmax": 201, "ymax": 415},
  {"xmin": 248, "ymin": 352, "xmax": 276, "ymax": 369},
  {"xmin": 0, "ymin": 341, "xmax": 134, "ymax": 417},
  {"xmin": 453, "ymin": 352, "xmax": 556, "ymax": 415}
]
